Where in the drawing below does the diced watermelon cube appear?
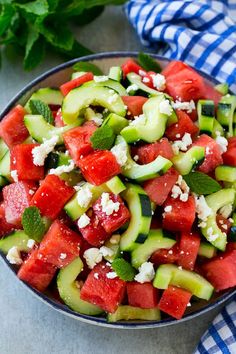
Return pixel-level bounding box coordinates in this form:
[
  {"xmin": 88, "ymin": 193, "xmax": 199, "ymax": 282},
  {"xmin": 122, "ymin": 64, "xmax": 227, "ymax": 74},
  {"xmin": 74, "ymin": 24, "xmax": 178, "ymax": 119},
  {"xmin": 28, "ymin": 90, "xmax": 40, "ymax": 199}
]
[
  {"xmin": 134, "ymin": 138, "xmax": 174, "ymax": 165},
  {"xmin": 162, "ymin": 61, "xmax": 189, "ymax": 77},
  {"xmin": 202, "ymin": 250, "xmax": 236, "ymax": 291},
  {"xmin": 54, "ymin": 109, "xmax": 65, "ymax": 127},
  {"xmin": 10, "ymin": 144, "xmax": 44, "ymax": 181},
  {"xmin": 165, "ymin": 110, "xmax": 199, "ymax": 141},
  {"xmin": 80, "ymin": 262, "xmax": 126, "ymax": 313},
  {"xmin": 60, "ymin": 72, "xmax": 94, "ymax": 96},
  {"xmin": 30, "ymin": 175, "xmax": 75, "ymax": 219},
  {"xmin": 203, "ymin": 84, "xmax": 222, "ymax": 106},
  {"xmin": 178, "ymin": 232, "xmax": 200, "ymax": 270},
  {"xmin": 121, "ymin": 59, "xmax": 145, "ymax": 78},
  {"xmin": 216, "ymin": 214, "xmax": 232, "ymax": 234},
  {"xmin": 158, "ymin": 285, "xmax": 192, "ymax": 320},
  {"xmin": 192, "ymin": 134, "xmax": 223, "ymax": 174},
  {"xmin": 222, "ymin": 137, "xmax": 236, "ymax": 167},
  {"xmin": 38, "ymin": 220, "xmax": 81, "ymax": 268},
  {"xmin": 3, "ymin": 181, "xmax": 37, "ymax": 227},
  {"xmin": 127, "ymin": 282, "xmax": 159, "ymax": 309},
  {"xmin": 0, "ymin": 203, "xmax": 15, "ymax": 237},
  {"xmin": 162, "ymin": 195, "xmax": 196, "ymax": 232},
  {"xmin": 150, "ymin": 244, "xmax": 179, "ymax": 266},
  {"xmin": 121, "ymin": 96, "xmax": 148, "ymax": 117},
  {"xmin": 18, "ymin": 249, "xmax": 57, "ymax": 292},
  {"xmin": 63, "ymin": 122, "xmax": 97, "ymax": 166},
  {"xmin": 78, "ymin": 151, "xmax": 121, "ymax": 186},
  {"xmin": 143, "ymin": 167, "xmax": 179, "ymax": 206},
  {"xmin": 0, "ymin": 105, "xmax": 29, "ymax": 148},
  {"xmin": 77, "ymin": 210, "xmax": 110, "ymax": 247},
  {"xmin": 93, "ymin": 193, "xmax": 130, "ymax": 233}
]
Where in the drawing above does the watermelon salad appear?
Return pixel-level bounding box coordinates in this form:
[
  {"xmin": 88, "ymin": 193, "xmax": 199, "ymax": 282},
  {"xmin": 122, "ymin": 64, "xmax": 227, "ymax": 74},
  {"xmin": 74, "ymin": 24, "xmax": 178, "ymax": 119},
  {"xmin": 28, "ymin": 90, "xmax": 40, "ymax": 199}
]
[{"xmin": 0, "ymin": 55, "xmax": 236, "ymax": 323}]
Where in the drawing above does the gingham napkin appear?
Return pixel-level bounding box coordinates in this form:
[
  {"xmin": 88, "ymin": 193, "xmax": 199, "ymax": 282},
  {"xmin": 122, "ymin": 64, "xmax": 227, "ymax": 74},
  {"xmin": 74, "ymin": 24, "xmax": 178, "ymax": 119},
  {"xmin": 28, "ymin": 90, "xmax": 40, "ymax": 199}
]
[
  {"xmin": 125, "ymin": 0, "xmax": 236, "ymax": 92},
  {"xmin": 125, "ymin": 1, "xmax": 236, "ymax": 352}
]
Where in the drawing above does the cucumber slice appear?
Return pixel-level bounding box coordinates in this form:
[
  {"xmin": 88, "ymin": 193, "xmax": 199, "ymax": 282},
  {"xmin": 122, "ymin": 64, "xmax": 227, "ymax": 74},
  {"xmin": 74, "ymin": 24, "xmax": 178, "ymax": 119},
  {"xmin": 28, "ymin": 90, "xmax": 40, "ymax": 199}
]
[
  {"xmin": 71, "ymin": 71, "xmax": 87, "ymax": 80},
  {"xmin": 83, "ymin": 79, "xmax": 127, "ymax": 96},
  {"xmin": 153, "ymin": 264, "xmax": 214, "ymax": 300},
  {"xmin": 198, "ymin": 242, "xmax": 217, "ymax": 258},
  {"xmin": 107, "ymin": 306, "xmax": 161, "ymax": 322},
  {"xmin": 214, "ymin": 83, "xmax": 229, "ymax": 96},
  {"xmin": 215, "ymin": 165, "xmax": 236, "ymax": 183},
  {"xmin": 25, "ymin": 88, "xmax": 63, "ymax": 113},
  {"xmin": 172, "ymin": 146, "xmax": 205, "ymax": 175},
  {"xmin": 120, "ymin": 183, "xmax": 152, "ymax": 251},
  {"xmin": 0, "ymin": 150, "xmax": 10, "ymax": 180},
  {"xmin": 102, "ymin": 113, "xmax": 128, "ymax": 134},
  {"xmin": 197, "ymin": 100, "xmax": 215, "ymax": 135},
  {"xmin": 211, "ymin": 118, "xmax": 225, "ymax": 138},
  {"xmin": 108, "ymin": 66, "xmax": 122, "ymax": 82},
  {"xmin": 105, "ymin": 176, "xmax": 126, "ymax": 195},
  {"xmin": 116, "ymin": 136, "xmax": 172, "ymax": 182},
  {"xmin": 217, "ymin": 95, "xmax": 236, "ymax": 137},
  {"xmin": 201, "ymin": 189, "xmax": 235, "ymax": 250},
  {"xmin": 121, "ymin": 95, "xmax": 169, "ymax": 143},
  {"xmin": 103, "ymin": 234, "xmax": 121, "ymax": 262},
  {"xmin": 24, "ymin": 115, "xmax": 82, "ymax": 144},
  {"xmin": 131, "ymin": 229, "xmax": 176, "ymax": 269},
  {"xmin": 0, "ymin": 231, "xmax": 31, "ymax": 254},
  {"xmin": 0, "ymin": 139, "xmax": 8, "ymax": 161},
  {"xmin": 62, "ymin": 86, "xmax": 126, "ymax": 124},
  {"xmin": 57, "ymin": 257, "xmax": 103, "ymax": 315},
  {"xmin": 126, "ymin": 72, "xmax": 161, "ymax": 96}
]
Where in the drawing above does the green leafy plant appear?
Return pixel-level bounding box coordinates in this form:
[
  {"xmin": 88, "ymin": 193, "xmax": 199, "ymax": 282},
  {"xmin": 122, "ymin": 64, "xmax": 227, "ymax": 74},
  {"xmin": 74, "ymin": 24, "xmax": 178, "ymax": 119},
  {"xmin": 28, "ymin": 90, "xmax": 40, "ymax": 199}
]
[
  {"xmin": 111, "ymin": 258, "xmax": 136, "ymax": 281},
  {"xmin": 22, "ymin": 206, "xmax": 45, "ymax": 242},
  {"xmin": 29, "ymin": 99, "xmax": 54, "ymax": 124},
  {"xmin": 0, "ymin": 0, "xmax": 127, "ymax": 70},
  {"xmin": 184, "ymin": 171, "xmax": 222, "ymax": 195}
]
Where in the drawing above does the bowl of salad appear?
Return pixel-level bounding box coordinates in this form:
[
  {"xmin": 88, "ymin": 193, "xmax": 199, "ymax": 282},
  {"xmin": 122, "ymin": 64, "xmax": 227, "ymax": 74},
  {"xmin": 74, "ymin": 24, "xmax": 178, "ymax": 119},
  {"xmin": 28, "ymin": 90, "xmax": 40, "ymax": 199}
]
[{"xmin": 0, "ymin": 52, "xmax": 235, "ymax": 328}]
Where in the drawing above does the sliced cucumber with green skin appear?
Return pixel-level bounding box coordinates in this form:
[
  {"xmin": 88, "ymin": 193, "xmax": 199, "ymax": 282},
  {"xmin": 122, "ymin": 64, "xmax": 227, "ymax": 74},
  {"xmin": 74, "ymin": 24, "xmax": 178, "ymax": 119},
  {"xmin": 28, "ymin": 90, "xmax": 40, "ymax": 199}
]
[
  {"xmin": 25, "ymin": 88, "xmax": 63, "ymax": 113},
  {"xmin": 71, "ymin": 71, "xmax": 87, "ymax": 80},
  {"xmin": 201, "ymin": 189, "xmax": 235, "ymax": 250},
  {"xmin": 172, "ymin": 146, "xmax": 205, "ymax": 175},
  {"xmin": 0, "ymin": 139, "xmax": 8, "ymax": 161},
  {"xmin": 105, "ymin": 176, "xmax": 126, "ymax": 195},
  {"xmin": 24, "ymin": 115, "xmax": 82, "ymax": 144},
  {"xmin": 131, "ymin": 229, "xmax": 176, "ymax": 269},
  {"xmin": 197, "ymin": 100, "xmax": 215, "ymax": 135},
  {"xmin": 153, "ymin": 264, "xmax": 214, "ymax": 300},
  {"xmin": 126, "ymin": 72, "xmax": 161, "ymax": 96},
  {"xmin": 198, "ymin": 242, "xmax": 217, "ymax": 258},
  {"xmin": 116, "ymin": 136, "xmax": 172, "ymax": 182},
  {"xmin": 214, "ymin": 83, "xmax": 229, "ymax": 96},
  {"xmin": 107, "ymin": 306, "xmax": 161, "ymax": 322},
  {"xmin": 211, "ymin": 118, "xmax": 225, "ymax": 138},
  {"xmin": 121, "ymin": 95, "xmax": 169, "ymax": 143},
  {"xmin": 102, "ymin": 113, "xmax": 128, "ymax": 134},
  {"xmin": 62, "ymin": 86, "xmax": 126, "ymax": 124},
  {"xmin": 120, "ymin": 183, "xmax": 152, "ymax": 251},
  {"xmin": 215, "ymin": 165, "xmax": 236, "ymax": 183},
  {"xmin": 0, "ymin": 231, "xmax": 31, "ymax": 254},
  {"xmin": 108, "ymin": 66, "xmax": 122, "ymax": 82},
  {"xmin": 83, "ymin": 79, "xmax": 127, "ymax": 96},
  {"xmin": 217, "ymin": 95, "xmax": 236, "ymax": 137},
  {"xmin": 103, "ymin": 234, "xmax": 121, "ymax": 262},
  {"xmin": 0, "ymin": 150, "xmax": 10, "ymax": 180},
  {"xmin": 57, "ymin": 257, "xmax": 103, "ymax": 315}
]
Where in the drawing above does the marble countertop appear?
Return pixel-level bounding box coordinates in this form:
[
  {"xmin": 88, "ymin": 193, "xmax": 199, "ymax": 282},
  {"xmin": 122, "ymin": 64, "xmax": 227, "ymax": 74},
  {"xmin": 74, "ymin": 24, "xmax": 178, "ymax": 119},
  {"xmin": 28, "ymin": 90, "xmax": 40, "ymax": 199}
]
[{"xmin": 0, "ymin": 6, "xmax": 223, "ymax": 354}]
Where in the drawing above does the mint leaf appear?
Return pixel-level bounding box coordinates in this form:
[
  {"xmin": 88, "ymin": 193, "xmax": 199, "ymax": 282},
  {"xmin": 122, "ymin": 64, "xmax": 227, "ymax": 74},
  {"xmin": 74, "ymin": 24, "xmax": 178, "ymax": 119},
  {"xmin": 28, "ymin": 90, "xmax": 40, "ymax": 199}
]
[
  {"xmin": 111, "ymin": 258, "xmax": 136, "ymax": 281},
  {"xmin": 24, "ymin": 35, "xmax": 45, "ymax": 71},
  {"xmin": 73, "ymin": 61, "xmax": 103, "ymax": 75},
  {"xmin": 137, "ymin": 52, "xmax": 162, "ymax": 73},
  {"xmin": 16, "ymin": 0, "xmax": 49, "ymax": 16},
  {"xmin": 38, "ymin": 21, "xmax": 74, "ymax": 51},
  {"xmin": 29, "ymin": 99, "xmax": 54, "ymax": 124},
  {"xmin": 90, "ymin": 125, "xmax": 115, "ymax": 150},
  {"xmin": 22, "ymin": 207, "xmax": 45, "ymax": 242},
  {"xmin": 0, "ymin": 4, "xmax": 15, "ymax": 36},
  {"xmin": 184, "ymin": 172, "xmax": 221, "ymax": 195}
]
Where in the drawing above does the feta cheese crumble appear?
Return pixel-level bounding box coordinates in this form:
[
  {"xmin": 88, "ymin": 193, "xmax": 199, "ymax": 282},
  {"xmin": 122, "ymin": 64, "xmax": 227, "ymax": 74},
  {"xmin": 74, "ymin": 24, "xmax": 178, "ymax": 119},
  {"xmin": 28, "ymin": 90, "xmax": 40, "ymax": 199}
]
[
  {"xmin": 28, "ymin": 189, "xmax": 35, "ymax": 195},
  {"xmin": 171, "ymin": 175, "xmax": 190, "ymax": 202},
  {"xmin": 219, "ymin": 204, "xmax": 233, "ymax": 218},
  {"xmin": 99, "ymin": 246, "xmax": 114, "ymax": 258},
  {"xmin": 172, "ymin": 100, "xmax": 195, "ymax": 113},
  {"xmin": 106, "ymin": 272, "xmax": 117, "ymax": 279},
  {"xmin": 6, "ymin": 246, "xmax": 22, "ymax": 265},
  {"xmin": 109, "ymin": 234, "xmax": 120, "ymax": 245},
  {"xmin": 27, "ymin": 239, "xmax": 36, "ymax": 249},
  {"xmin": 151, "ymin": 73, "xmax": 166, "ymax": 91},
  {"xmin": 143, "ymin": 77, "xmax": 150, "ymax": 83},
  {"xmin": 164, "ymin": 205, "xmax": 172, "ymax": 213},
  {"xmin": 111, "ymin": 143, "xmax": 128, "ymax": 167},
  {"xmin": 32, "ymin": 136, "xmax": 59, "ymax": 166},
  {"xmin": 195, "ymin": 195, "xmax": 212, "ymax": 226},
  {"xmin": 60, "ymin": 253, "xmax": 67, "ymax": 260},
  {"xmin": 49, "ymin": 160, "xmax": 75, "ymax": 176},
  {"xmin": 76, "ymin": 185, "xmax": 93, "ymax": 208},
  {"xmin": 133, "ymin": 155, "xmax": 139, "ymax": 162},
  {"xmin": 172, "ymin": 133, "xmax": 192, "ymax": 154},
  {"xmin": 94, "ymin": 272, "xmax": 99, "ymax": 279},
  {"xmin": 134, "ymin": 262, "xmax": 155, "ymax": 284},
  {"xmin": 100, "ymin": 193, "xmax": 120, "ymax": 216},
  {"xmin": 207, "ymin": 227, "xmax": 219, "ymax": 242},
  {"xmin": 215, "ymin": 135, "xmax": 228, "ymax": 153},
  {"xmin": 107, "ymin": 92, "xmax": 118, "ymax": 104},
  {"xmin": 126, "ymin": 84, "xmax": 138, "ymax": 94},
  {"xmin": 139, "ymin": 70, "xmax": 146, "ymax": 77},
  {"xmin": 93, "ymin": 75, "xmax": 108, "ymax": 82},
  {"xmin": 130, "ymin": 114, "xmax": 146, "ymax": 126},
  {"xmin": 83, "ymin": 248, "xmax": 102, "ymax": 269},
  {"xmin": 159, "ymin": 99, "xmax": 173, "ymax": 116},
  {"xmin": 77, "ymin": 213, "xmax": 90, "ymax": 229},
  {"xmin": 10, "ymin": 170, "xmax": 18, "ymax": 182}
]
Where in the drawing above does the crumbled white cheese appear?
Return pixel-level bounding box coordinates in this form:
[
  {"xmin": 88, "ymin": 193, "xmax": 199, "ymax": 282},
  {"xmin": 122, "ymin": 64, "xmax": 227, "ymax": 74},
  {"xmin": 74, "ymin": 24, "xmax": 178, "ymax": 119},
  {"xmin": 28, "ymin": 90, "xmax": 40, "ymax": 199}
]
[
  {"xmin": 171, "ymin": 185, "xmax": 182, "ymax": 199},
  {"xmin": 32, "ymin": 136, "xmax": 59, "ymax": 166},
  {"xmin": 10, "ymin": 170, "xmax": 18, "ymax": 182},
  {"xmin": 176, "ymin": 134, "xmax": 181, "ymax": 138},
  {"xmin": 178, "ymin": 266, "xmax": 183, "ymax": 270},
  {"xmin": 139, "ymin": 70, "xmax": 146, "ymax": 77},
  {"xmin": 100, "ymin": 193, "xmax": 120, "ymax": 216},
  {"xmin": 126, "ymin": 84, "xmax": 138, "ymax": 94},
  {"xmin": 106, "ymin": 271, "xmax": 117, "ymax": 279},
  {"xmin": 134, "ymin": 262, "xmax": 155, "ymax": 284},
  {"xmin": 83, "ymin": 248, "xmax": 102, "ymax": 269},
  {"xmin": 28, "ymin": 189, "xmax": 35, "ymax": 196},
  {"xmin": 180, "ymin": 193, "xmax": 189, "ymax": 202},
  {"xmin": 27, "ymin": 239, "xmax": 36, "ymax": 249},
  {"xmin": 159, "ymin": 99, "xmax": 173, "ymax": 116},
  {"xmin": 107, "ymin": 92, "xmax": 118, "ymax": 104},
  {"xmin": 49, "ymin": 160, "xmax": 75, "ymax": 176},
  {"xmin": 164, "ymin": 205, "xmax": 172, "ymax": 213},
  {"xmin": 77, "ymin": 213, "xmax": 90, "ymax": 229},
  {"xmin": 60, "ymin": 253, "xmax": 67, "ymax": 260},
  {"xmin": 172, "ymin": 133, "xmax": 192, "ymax": 154},
  {"xmin": 171, "ymin": 175, "xmax": 190, "ymax": 202},
  {"xmin": 133, "ymin": 155, "xmax": 139, "ymax": 162},
  {"xmin": 93, "ymin": 75, "xmax": 109, "ymax": 82},
  {"xmin": 168, "ymin": 250, "xmax": 173, "ymax": 255},
  {"xmin": 76, "ymin": 185, "xmax": 93, "ymax": 208},
  {"xmin": 215, "ymin": 135, "xmax": 228, "ymax": 153},
  {"xmin": 94, "ymin": 272, "xmax": 99, "ymax": 279},
  {"xmin": 142, "ymin": 77, "xmax": 150, "ymax": 83},
  {"xmin": 187, "ymin": 302, "xmax": 191, "ymax": 307},
  {"xmin": 99, "ymin": 246, "xmax": 114, "ymax": 258},
  {"xmin": 219, "ymin": 204, "xmax": 233, "ymax": 218},
  {"xmin": 89, "ymin": 112, "xmax": 103, "ymax": 126},
  {"xmin": 172, "ymin": 100, "xmax": 195, "ymax": 113},
  {"xmin": 130, "ymin": 114, "xmax": 146, "ymax": 126},
  {"xmin": 207, "ymin": 227, "xmax": 219, "ymax": 242},
  {"xmin": 111, "ymin": 143, "xmax": 128, "ymax": 167},
  {"xmin": 109, "ymin": 234, "xmax": 120, "ymax": 245},
  {"xmin": 6, "ymin": 246, "xmax": 22, "ymax": 265},
  {"xmin": 151, "ymin": 73, "xmax": 166, "ymax": 90},
  {"xmin": 195, "ymin": 195, "xmax": 212, "ymax": 223}
]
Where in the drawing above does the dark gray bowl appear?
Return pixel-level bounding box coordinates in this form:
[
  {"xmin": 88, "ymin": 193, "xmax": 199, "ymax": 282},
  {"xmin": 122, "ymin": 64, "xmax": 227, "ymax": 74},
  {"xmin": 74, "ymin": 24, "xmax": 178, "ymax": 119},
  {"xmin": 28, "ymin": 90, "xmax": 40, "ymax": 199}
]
[{"xmin": 0, "ymin": 51, "xmax": 235, "ymax": 328}]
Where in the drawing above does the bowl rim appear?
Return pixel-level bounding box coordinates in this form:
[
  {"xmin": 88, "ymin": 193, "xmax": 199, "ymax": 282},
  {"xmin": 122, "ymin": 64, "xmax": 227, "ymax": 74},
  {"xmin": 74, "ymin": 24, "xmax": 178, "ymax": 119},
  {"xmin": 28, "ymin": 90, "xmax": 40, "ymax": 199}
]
[{"xmin": 1, "ymin": 51, "xmax": 235, "ymax": 329}]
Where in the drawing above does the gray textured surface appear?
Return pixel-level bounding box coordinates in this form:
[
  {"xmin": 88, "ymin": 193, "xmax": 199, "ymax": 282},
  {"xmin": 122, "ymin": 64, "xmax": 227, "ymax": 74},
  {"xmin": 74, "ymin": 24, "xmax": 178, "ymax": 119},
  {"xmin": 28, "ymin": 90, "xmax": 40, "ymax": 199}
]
[{"xmin": 0, "ymin": 6, "xmax": 222, "ymax": 354}]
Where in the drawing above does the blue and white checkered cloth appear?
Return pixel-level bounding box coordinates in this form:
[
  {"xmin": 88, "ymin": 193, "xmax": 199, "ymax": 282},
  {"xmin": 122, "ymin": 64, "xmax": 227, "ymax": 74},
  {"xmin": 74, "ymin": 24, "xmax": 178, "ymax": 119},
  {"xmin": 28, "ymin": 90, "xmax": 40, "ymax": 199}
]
[
  {"xmin": 125, "ymin": 0, "xmax": 236, "ymax": 92},
  {"xmin": 125, "ymin": 1, "xmax": 236, "ymax": 352}
]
